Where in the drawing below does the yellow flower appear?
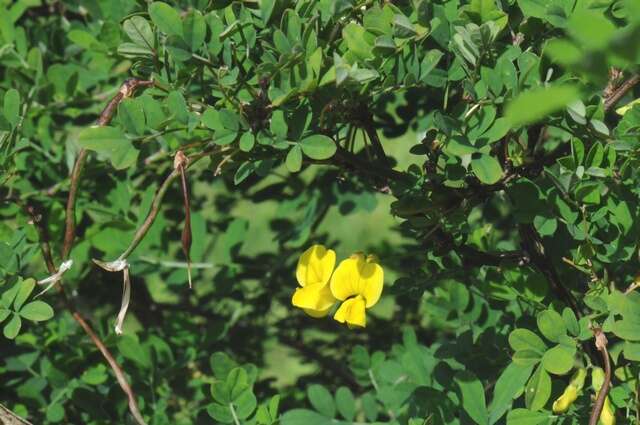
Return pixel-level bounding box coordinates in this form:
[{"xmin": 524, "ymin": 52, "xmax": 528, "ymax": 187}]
[
  {"xmin": 600, "ymin": 396, "xmax": 616, "ymax": 425},
  {"xmin": 591, "ymin": 367, "xmax": 616, "ymax": 425},
  {"xmin": 552, "ymin": 385, "xmax": 577, "ymax": 413},
  {"xmin": 552, "ymin": 367, "xmax": 587, "ymax": 413},
  {"xmin": 330, "ymin": 253, "xmax": 383, "ymax": 327},
  {"xmin": 291, "ymin": 245, "xmax": 337, "ymax": 317}
]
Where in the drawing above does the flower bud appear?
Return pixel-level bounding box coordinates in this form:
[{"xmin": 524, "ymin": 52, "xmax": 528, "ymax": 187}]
[
  {"xmin": 600, "ymin": 396, "xmax": 616, "ymax": 425},
  {"xmin": 552, "ymin": 368, "xmax": 587, "ymax": 414},
  {"xmin": 570, "ymin": 367, "xmax": 587, "ymax": 390},
  {"xmin": 552, "ymin": 384, "xmax": 578, "ymax": 413}
]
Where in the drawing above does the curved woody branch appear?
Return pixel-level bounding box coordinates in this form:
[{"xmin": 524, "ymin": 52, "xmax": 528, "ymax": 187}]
[{"xmin": 53, "ymin": 78, "xmax": 153, "ymax": 425}]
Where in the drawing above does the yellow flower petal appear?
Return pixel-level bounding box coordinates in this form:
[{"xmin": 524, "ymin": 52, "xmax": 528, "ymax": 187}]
[
  {"xmin": 552, "ymin": 384, "xmax": 578, "ymax": 413},
  {"xmin": 600, "ymin": 396, "xmax": 616, "ymax": 425},
  {"xmin": 334, "ymin": 296, "xmax": 366, "ymax": 327},
  {"xmin": 360, "ymin": 259, "xmax": 383, "ymax": 308},
  {"xmin": 330, "ymin": 254, "xmax": 363, "ymax": 301},
  {"xmin": 291, "ymin": 282, "xmax": 336, "ymax": 312},
  {"xmin": 296, "ymin": 245, "xmax": 336, "ymax": 287},
  {"xmin": 303, "ymin": 307, "xmax": 331, "ymax": 318},
  {"xmin": 330, "ymin": 253, "xmax": 383, "ymax": 307}
]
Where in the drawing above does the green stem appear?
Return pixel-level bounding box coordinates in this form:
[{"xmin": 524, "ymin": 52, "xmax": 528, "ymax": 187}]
[{"xmin": 228, "ymin": 403, "xmax": 241, "ymax": 425}]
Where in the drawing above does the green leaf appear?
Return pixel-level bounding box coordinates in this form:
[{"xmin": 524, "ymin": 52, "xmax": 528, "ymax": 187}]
[
  {"xmin": 207, "ymin": 403, "xmax": 234, "ymax": 423},
  {"xmin": 67, "ymin": 29, "xmax": 98, "ymax": 49},
  {"xmin": 46, "ymin": 404, "xmax": 64, "ymax": 423},
  {"xmin": 260, "ymin": 0, "xmax": 276, "ymax": 23},
  {"xmin": 117, "ymin": 335, "xmax": 151, "ymax": 368},
  {"xmin": 505, "ymin": 85, "xmax": 580, "ymax": 128},
  {"xmin": 234, "ymin": 389, "xmax": 258, "ymax": 419},
  {"xmin": 512, "ymin": 350, "xmax": 542, "ymax": 366},
  {"xmin": 228, "ymin": 367, "xmax": 250, "ymax": 401},
  {"xmin": 117, "ymin": 42, "xmax": 154, "ymax": 58},
  {"xmin": 3, "ymin": 313, "xmax": 21, "ymax": 339},
  {"xmin": 454, "ymin": 371, "xmax": 488, "ymax": 425},
  {"xmin": 462, "ymin": 0, "xmax": 508, "ymax": 31},
  {"xmin": 0, "ymin": 12, "xmax": 15, "ymax": 44},
  {"xmin": 0, "ymin": 282, "xmax": 20, "ymax": 309},
  {"xmin": 524, "ymin": 366, "xmax": 550, "ymax": 411},
  {"xmin": 286, "ymin": 145, "xmax": 302, "ymax": 172},
  {"xmin": 541, "ymin": 344, "xmax": 575, "ymax": 375},
  {"xmin": 393, "ymin": 14, "xmax": 416, "ymax": 38},
  {"xmin": 183, "ymin": 10, "xmax": 206, "ymax": 51},
  {"xmin": 447, "ymin": 137, "xmax": 478, "ymax": 156},
  {"xmin": 299, "ymin": 135, "xmax": 336, "ymax": 160},
  {"xmin": 167, "ymin": 90, "xmax": 189, "ymax": 124},
  {"xmin": 342, "ymin": 23, "xmax": 374, "ymax": 61},
  {"xmin": 307, "ymin": 384, "xmax": 335, "ymax": 418},
  {"xmin": 506, "ymin": 408, "xmax": 550, "ymax": 425},
  {"xmin": 118, "ymin": 98, "xmax": 146, "ymax": 135},
  {"xmin": 509, "ymin": 329, "xmax": 547, "ymax": 354},
  {"xmin": 123, "ymin": 16, "xmax": 154, "ymax": 48},
  {"xmin": 77, "ymin": 126, "xmax": 139, "ymax": 170},
  {"xmin": 211, "ymin": 367, "xmax": 249, "ymax": 404},
  {"xmin": 239, "ymin": 132, "xmax": 255, "ymax": 152},
  {"xmin": 81, "ymin": 364, "xmax": 109, "ymax": 385},
  {"xmin": 482, "ymin": 117, "xmax": 510, "ymax": 143},
  {"xmin": 562, "ymin": 308, "xmax": 580, "ymax": 337},
  {"xmin": 281, "ymin": 409, "xmax": 333, "ymax": 425},
  {"xmin": 149, "ymin": 2, "xmax": 183, "ymax": 37},
  {"xmin": 19, "ymin": 301, "xmax": 54, "ymax": 322},
  {"xmin": 567, "ymin": 10, "xmax": 616, "ymax": 50},
  {"xmin": 210, "ymin": 352, "xmax": 238, "ymax": 380},
  {"xmin": 489, "ymin": 363, "xmax": 533, "ymax": 424},
  {"xmin": 536, "ymin": 309, "xmax": 566, "ymax": 343},
  {"xmin": 13, "ymin": 278, "xmax": 35, "ymax": 311},
  {"xmin": 335, "ymin": 387, "xmax": 355, "ymax": 421},
  {"xmin": 471, "ymin": 154, "xmax": 503, "ymax": 184},
  {"xmin": 612, "ymin": 319, "xmax": 640, "ymax": 340},
  {"xmin": 77, "ymin": 126, "xmax": 126, "ymax": 152},
  {"xmin": 234, "ymin": 161, "xmax": 255, "ymax": 185},
  {"xmin": 3, "ymin": 88, "xmax": 20, "ymax": 127}
]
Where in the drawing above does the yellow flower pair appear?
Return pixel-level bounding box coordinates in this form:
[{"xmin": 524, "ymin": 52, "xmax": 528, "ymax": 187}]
[
  {"xmin": 553, "ymin": 367, "xmax": 615, "ymax": 425},
  {"xmin": 291, "ymin": 245, "xmax": 383, "ymax": 327}
]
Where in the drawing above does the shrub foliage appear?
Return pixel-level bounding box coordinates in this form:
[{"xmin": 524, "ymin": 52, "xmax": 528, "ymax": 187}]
[{"xmin": 1, "ymin": 0, "xmax": 640, "ymax": 424}]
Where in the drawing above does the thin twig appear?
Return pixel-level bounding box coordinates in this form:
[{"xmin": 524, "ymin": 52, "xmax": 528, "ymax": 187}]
[
  {"xmin": 55, "ymin": 78, "xmax": 153, "ymax": 425},
  {"xmin": 518, "ymin": 224, "xmax": 581, "ymax": 316},
  {"xmin": 116, "ymin": 151, "xmax": 212, "ymax": 261},
  {"xmin": 363, "ymin": 122, "xmax": 389, "ymax": 166},
  {"xmin": 16, "ymin": 198, "xmax": 147, "ymax": 425},
  {"xmin": 61, "ymin": 149, "xmax": 87, "ymax": 259},
  {"xmin": 61, "ymin": 79, "xmax": 153, "ymax": 260},
  {"xmin": 604, "ymin": 74, "xmax": 640, "ymax": 112},
  {"xmin": 174, "ymin": 151, "xmax": 192, "ymax": 288},
  {"xmin": 589, "ymin": 329, "xmax": 611, "ymax": 425}
]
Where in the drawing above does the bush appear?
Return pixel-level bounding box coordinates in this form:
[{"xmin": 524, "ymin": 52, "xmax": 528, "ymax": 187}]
[{"xmin": 1, "ymin": 0, "xmax": 640, "ymax": 424}]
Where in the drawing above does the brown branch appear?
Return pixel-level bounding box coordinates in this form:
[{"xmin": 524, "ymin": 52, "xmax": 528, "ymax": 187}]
[
  {"xmin": 518, "ymin": 224, "xmax": 581, "ymax": 316},
  {"xmin": 71, "ymin": 311, "xmax": 146, "ymax": 425},
  {"xmin": 54, "ymin": 78, "xmax": 154, "ymax": 424},
  {"xmin": 61, "ymin": 148, "xmax": 88, "ymax": 259},
  {"xmin": 362, "ymin": 123, "xmax": 389, "ymax": 166},
  {"xmin": 61, "ymin": 79, "xmax": 153, "ymax": 259},
  {"xmin": 15, "ymin": 197, "xmax": 147, "ymax": 425},
  {"xmin": 175, "ymin": 151, "xmax": 192, "ymax": 288},
  {"xmin": 0, "ymin": 403, "xmax": 33, "ymax": 425},
  {"xmin": 114, "ymin": 150, "xmax": 211, "ymax": 261},
  {"xmin": 604, "ymin": 74, "xmax": 640, "ymax": 113},
  {"xmin": 589, "ymin": 329, "xmax": 611, "ymax": 425}
]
